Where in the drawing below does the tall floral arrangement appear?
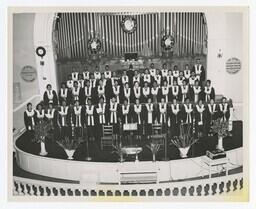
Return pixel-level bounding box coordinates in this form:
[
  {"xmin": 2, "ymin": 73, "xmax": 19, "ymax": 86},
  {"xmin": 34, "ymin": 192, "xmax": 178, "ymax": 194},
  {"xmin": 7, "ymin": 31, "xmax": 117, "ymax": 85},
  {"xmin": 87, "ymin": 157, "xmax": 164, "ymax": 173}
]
[
  {"xmin": 211, "ymin": 118, "xmax": 230, "ymax": 138},
  {"xmin": 32, "ymin": 121, "xmax": 51, "ymax": 143}
]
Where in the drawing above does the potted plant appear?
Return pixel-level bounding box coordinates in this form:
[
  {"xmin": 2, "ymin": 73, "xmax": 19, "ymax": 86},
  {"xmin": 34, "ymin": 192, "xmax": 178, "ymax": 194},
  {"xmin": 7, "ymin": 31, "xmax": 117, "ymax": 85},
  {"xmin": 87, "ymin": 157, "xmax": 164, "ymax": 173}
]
[
  {"xmin": 33, "ymin": 121, "xmax": 51, "ymax": 156},
  {"xmin": 112, "ymin": 142, "xmax": 125, "ymax": 163},
  {"xmin": 57, "ymin": 137, "xmax": 81, "ymax": 160},
  {"xmin": 146, "ymin": 142, "xmax": 161, "ymax": 162},
  {"xmin": 211, "ymin": 118, "xmax": 230, "ymax": 151},
  {"xmin": 170, "ymin": 123, "xmax": 198, "ymax": 158}
]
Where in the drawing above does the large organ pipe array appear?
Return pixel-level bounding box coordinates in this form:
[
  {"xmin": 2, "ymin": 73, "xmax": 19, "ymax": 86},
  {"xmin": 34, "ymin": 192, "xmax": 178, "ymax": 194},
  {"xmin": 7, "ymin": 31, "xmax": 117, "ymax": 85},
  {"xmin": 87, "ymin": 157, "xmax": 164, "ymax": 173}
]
[{"xmin": 55, "ymin": 12, "xmax": 207, "ymax": 60}]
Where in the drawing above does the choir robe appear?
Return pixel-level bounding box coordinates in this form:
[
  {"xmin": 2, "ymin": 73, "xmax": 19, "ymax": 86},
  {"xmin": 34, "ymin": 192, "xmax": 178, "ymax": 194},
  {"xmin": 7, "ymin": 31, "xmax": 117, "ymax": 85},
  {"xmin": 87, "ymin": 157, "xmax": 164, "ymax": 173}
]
[
  {"xmin": 105, "ymin": 78, "xmax": 113, "ymax": 103},
  {"xmin": 112, "ymin": 85, "xmax": 121, "ymax": 103},
  {"xmin": 66, "ymin": 80, "xmax": 74, "ymax": 89},
  {"xmin": 97, "ymin": 85, "xmax": 106, "ymax": 102},
  {"xmin": 121, "ymin": 75, "xmax": 129, "ymax": 86},
  {"xmin": 184, "ymin": 70, "xmax": 191, "ymax": 80},
  {"xmin": 43, "ymin": 90, "xmax": 58, "ymax": 106},
  {"xmin": 149, "ymin": 68, "xmax": 156, "ymax": 77},
  {"xmin": 143, "ymin": 74, "xmax": 152, "ymax": 86},
  {"xmin": 144, "ymin": 103, "xmax": 155, "ymax": 135},
  {"xmin": 35, "ymin": 109, "xmax": 45, "ymax": 124},
  {"xmin": 172, "ymin": 70, "xmax": 179, "ymax": 79},
  {"xmin": 24, "ymin": 110, "xmax": 36, "ymax": 131},
  {"xmin": 127, "ymin": 69, "xmax": 135, "ymax": 87},
  {"xmin": 170, "ymin": 85, "xmax": 181, "ymax": 101},
  {"xmin": 170, "ymin": 104, "xmax": 182, "ymax": 136},
  {"xmin": 96, "ymin": 103, "xmax": 107, "ymax": 125},
  {"xmin": 180, "ymin": 85, "xmax": 190, "ymax": 103},
  {"xmin": 161, "ymin": 69, "xmax": 168, "ymax": 78},
  {"xmin": 154, "ymin": 75, "xmax": 162, "ymax": 86},
  {"xmin": 58, "ymin": 106, "xmax": 72, "ymax": 138},
  {"xmin": 189, "ymin": 76, "xmax": 197, "ymax": 86},
  {"xmin": 219, "ymin": 103, "xmax": 230, "ymax": 121},
  {"xmin": 151, "ymin": 87, "xmax": 160, "ymax": 103},
  {"xmin": 158, "ymin": 103, "xmax": 168, "ymax": 124},
  {"xmin": 71, "ymin": 87, "xmax": 83, "ymax": 104},
  {"xmin": 181, "ymin": 104, "xmax": 194, "ymax": 125},
  {"xmin": 122, "ymin": 87, "xmax": 131, "ymax": 104},
  {"xmin": 71, "ymin": 72, "xmax": 79, "ymax": 81},
  {"xmin": 78, "ymin": 79, "xmax": 84, "ymax": 88},
  {"xmin": 133, "ymin": 75, "xmax": 141, "ymax": 85},
  {"xmin": 104, "ymin": 71, "xmax": 112, "ymax": 79},
  {"xmin": 205, "ymin": 103, "xmax": 219, "ymax": 135},
  {"xmin": 58, "ymin": 88, "xmax": 72, "ymax": 105},
  {"xmin": 161, "ymin": 86, "xmax": 169, "ymax": 103},
  {"xmin": 141, "ymin": 87, "xmax": 151, "ymax": 103},
  {"xmin": 94, "ymin": 72, "xmax": 101, "ymax": 80},
  {"xmin": 120, "ymin": 104, "xmax": 132, "ymax": 124},
  {"xmin": 71, "ymin": 105, "xmax": 84, "ymax": 138},
  {"xmin": 109, "ymin": 101, "xmax": 119, "ymax": 134},
  {"xmin": 82, "ymin": 86, "xmax": 92, "ymax": 105},
  {"xmin": 203, "ymin": 86, "xmax": 215, "ymax": 102},
  {"xmin": 83, "ymin": 71, "xmax": 90, "ymax": 80},
  {"xmin": 45, "ymin": 108, "xmax": 59, "ymax": 140},
  {"xmin": 191, "ymin": 86, "xmax": 202, "ymax": 103},
  {"xmin": 177, "ymin": 76, "xmax": 185, "ymax": 86},
  {"xmin": 133, "ymin": 104, "xmax": 143, "ymax": 135},
  {"xmin": 131, "ymin": 86, "xmax": 142, "ymax": 103},
  {"xmin": 192, "ymin": 64, "xmax": 206, "ymax": 84},
  {"xmin": 167, "ymin": 75, "xmax": 174, "ymax": 87},
  {"xmin": 85, "ymin": 104, "xmax": 96, "ymax": 138},
  {"xmin": 195, "ymin": 104, "xmax": 207, "ymax": 136}
]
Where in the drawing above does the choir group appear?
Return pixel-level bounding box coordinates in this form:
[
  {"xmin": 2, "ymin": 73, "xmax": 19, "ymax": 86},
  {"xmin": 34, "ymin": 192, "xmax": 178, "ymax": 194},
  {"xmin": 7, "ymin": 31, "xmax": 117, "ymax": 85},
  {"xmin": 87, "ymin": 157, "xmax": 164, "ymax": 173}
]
[{"xmin": 24, "ymin": 59, "xmax": 232, "ymax": 143}]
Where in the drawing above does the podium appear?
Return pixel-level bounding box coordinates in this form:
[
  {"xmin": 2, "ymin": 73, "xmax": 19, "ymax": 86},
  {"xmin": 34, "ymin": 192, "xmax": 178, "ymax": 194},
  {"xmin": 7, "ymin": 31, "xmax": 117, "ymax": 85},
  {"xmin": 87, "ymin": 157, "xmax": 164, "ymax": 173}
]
[{"xmin": 123, "ymin": 123, "xmax": 138, "ymax": 145}]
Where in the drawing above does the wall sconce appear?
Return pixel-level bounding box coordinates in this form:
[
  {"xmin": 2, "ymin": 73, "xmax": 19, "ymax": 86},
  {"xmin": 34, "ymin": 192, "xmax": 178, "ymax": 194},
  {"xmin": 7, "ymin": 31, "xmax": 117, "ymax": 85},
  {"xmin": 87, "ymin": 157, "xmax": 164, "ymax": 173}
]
[{"xmin": 217, "ymin": 49, "xmax": 223, "ymax": 58}]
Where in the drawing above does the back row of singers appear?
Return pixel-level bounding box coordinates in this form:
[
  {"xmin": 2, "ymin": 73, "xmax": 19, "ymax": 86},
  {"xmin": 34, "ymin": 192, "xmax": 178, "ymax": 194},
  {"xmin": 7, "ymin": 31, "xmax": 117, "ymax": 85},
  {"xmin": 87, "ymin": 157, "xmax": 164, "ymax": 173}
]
[
  {"xmin": 67, "ymin": 61, "xmax": 205, "ymax": 90},
  {"xmin": 44, "ymin": 78, "xmax": 215, "ymax": 107},
  {"xmin": 25, "ymin": 95, "xmax": 230, "ymax": 140}
]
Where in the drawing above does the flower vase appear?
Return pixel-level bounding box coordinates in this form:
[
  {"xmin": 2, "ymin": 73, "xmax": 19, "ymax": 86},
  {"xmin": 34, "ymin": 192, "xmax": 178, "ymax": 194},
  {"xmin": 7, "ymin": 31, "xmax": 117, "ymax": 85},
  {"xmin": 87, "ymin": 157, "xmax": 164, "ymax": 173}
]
[
  {"xmin": 39, "ymin": 141, "xmax": 48, "ymax": 156},
  {"xmin": 179, "ymin": 147, "xmax": 190, "ymax": 158},
  {"xmin": 65, "ymin": 149, "xmax": 75, "ymax": 160},
  {"xmin": 153, "ymin": 154, "xmax": 156, "ymax": 162},
  {"xmin": 217, "ymin": 136, "xmax": 224, "ymax": 151}
]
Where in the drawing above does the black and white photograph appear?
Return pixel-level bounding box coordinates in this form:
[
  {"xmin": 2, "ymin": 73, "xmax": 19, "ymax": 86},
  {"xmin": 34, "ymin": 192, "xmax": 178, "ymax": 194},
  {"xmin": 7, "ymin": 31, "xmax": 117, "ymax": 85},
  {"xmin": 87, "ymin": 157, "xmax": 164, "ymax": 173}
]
[{"xmin": 9, "ymin": 6, "xmax": 249, "ymax": 202}]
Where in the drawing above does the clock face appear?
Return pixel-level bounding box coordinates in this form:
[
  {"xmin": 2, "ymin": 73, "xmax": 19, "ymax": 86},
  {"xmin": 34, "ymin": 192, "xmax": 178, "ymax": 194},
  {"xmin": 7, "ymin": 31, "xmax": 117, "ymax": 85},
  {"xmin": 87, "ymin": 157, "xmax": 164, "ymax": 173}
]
[
  {"xmin": 121, "ymin": 16, "xmax": 137, "ymax": 33},
  {"xmin": 124, "ymin": 19, "xmax": 134, "ymax": 31}
]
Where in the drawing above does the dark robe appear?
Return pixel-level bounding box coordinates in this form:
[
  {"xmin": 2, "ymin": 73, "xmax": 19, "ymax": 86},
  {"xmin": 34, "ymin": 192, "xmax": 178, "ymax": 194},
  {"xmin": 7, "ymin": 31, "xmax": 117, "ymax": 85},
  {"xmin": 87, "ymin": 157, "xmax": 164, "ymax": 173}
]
[{"xmin": 43, "ymin": 90, "xmax": 58, "ymax": 106}]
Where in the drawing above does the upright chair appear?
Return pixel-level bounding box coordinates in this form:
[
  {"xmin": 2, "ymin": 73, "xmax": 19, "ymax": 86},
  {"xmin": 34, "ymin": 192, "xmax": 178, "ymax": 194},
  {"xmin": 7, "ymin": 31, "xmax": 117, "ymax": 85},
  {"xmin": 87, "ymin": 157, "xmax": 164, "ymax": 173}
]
[
  {"xmin": 101, "ymin": 125, "xmax": 114, "ymax": 150},
  {"xmin": 150, "ymin": 123, "xmax": 165, "ymax": 147}
]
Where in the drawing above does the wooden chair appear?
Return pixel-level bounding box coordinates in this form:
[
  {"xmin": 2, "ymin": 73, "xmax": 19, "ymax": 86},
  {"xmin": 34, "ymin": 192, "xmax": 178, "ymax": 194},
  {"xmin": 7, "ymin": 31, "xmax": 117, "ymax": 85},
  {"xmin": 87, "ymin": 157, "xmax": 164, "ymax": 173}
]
[
  {"xmin": 101, "ymin": 125, "xmax": 114, "ymax": 150},
  {"xmin": 150, "ymin": 123, "xmax": 165, "ymax": 147}
]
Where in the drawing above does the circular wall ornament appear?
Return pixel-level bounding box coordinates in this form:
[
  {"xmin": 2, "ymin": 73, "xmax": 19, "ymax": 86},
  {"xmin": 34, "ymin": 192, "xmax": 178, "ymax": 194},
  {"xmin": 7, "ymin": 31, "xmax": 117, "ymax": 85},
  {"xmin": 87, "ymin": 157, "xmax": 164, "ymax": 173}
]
[
  {"xmin": 87, "ymin": 38, "xmax": 101, "ymax": 54},
  {"xmin": 226, "ymin": 57, "xmax": 241, "ymax": 74},
  {"xmin": 161, "ymin": 35, "xmax": 175, "ymax": 50},
  {"xmin": 20, "ymin": 65, "xmax": 37, "ymax": 82},
  {"xmin": 121, "ymin": 16, "xmax": 137, "ymax": 34},
  {"xmin": 36, "ymin": 46, "xmax": 46, "ymax": 58}
]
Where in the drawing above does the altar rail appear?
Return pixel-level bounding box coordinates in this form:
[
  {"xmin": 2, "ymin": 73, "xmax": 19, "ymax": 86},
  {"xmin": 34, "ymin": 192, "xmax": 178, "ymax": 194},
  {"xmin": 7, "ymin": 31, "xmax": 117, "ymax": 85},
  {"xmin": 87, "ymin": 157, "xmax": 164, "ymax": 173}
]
[{"xmin": 13, "ymin": 173, "xmax": 243, "ymax": 197}]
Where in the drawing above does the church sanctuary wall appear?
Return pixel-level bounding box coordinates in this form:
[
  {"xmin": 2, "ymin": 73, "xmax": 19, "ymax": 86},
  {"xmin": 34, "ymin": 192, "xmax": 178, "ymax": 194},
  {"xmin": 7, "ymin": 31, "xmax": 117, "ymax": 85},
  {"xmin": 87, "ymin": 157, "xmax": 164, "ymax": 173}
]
[{"xmin": 13, "ymin": 13, "xmax": 40, "ymax": 108}]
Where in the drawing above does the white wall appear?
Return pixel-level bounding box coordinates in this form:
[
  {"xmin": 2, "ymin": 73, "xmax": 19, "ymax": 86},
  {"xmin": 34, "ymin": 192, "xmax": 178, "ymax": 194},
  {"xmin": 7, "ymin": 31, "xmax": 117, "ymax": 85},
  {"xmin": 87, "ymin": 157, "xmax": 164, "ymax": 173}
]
[{"xmin": 206, "ymin": 12, "xmax": 244, "ymax": 104}]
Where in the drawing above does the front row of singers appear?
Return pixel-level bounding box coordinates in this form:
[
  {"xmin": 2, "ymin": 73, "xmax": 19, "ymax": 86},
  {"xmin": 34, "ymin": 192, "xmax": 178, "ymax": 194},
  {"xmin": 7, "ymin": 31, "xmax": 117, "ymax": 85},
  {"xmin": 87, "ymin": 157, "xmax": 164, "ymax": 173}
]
[{"xmin": 25, "ymin": 95, "xmax": 231, "ymax": 143}]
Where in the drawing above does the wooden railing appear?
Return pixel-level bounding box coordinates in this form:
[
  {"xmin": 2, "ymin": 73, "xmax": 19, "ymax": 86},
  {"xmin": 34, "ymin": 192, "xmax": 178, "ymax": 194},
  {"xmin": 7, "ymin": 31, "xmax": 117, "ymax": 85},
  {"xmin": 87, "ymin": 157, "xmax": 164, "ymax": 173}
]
[{"xmin": 13, "ymin": 173, "xmax": 243, "ymax": 197}]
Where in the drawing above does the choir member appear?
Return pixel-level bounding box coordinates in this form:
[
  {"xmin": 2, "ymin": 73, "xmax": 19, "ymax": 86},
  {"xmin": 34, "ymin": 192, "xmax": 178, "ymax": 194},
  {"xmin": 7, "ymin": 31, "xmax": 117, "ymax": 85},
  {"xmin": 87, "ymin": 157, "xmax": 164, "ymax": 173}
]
[
  {"xmin": 189, "ymin": 71, "xmax": 197, "ymax": 86},
  {"xmin": 83, "ymin": 67, "xmax": 90, "ymax": 80},
  {"xmin": 35, "ymin": 103, "xmax": 45, "ymax": 124},
  {"xmin": 167, "ymin": 69, "xmax": 174, "ymax": 87},
  {"xmin": 181, "ymin": 80, "xmax": 190, "ymax": 103},
  {"xmin": 154, "ymin": 69, "xmax": 162, "ymax": 86},
  {"xmin": 170, "ymin": 80, "xmax": 180, "ymax": 101},
  {"xmin": 85, "ymin": 98, "xmax": 96, "ymax": 141},
  {"xmin": 66, "ymin": 74, "xmax": 74, "ymax": 89},
  {"xmin": 96, "ymin": 96, "xmax": 107, "ymax": 126},
  {"xmin": 121, "ymin": 70, "xmax": 129, "ymax": 86},
  {"xmin": 72, "ymin": 81, "xmax": 82, "ymax": 104},
  {"xmin": 123, "ymin": 82, "xmax": 131, "ymax": 104},
  {"xmin": 172, "ymin": 65, "xmax": 179, "ymax": 79},
  {"xmin": 219, "ymin": 97, "xmax": 230, "ymax": 122},
  {"xmin": 127, "ymin": 64, "xmax": 135, "ymax": 87},
  {"xmin": 100, "ymin": 73, "xmax": 107, "ymax": 87},
  {"xmin": 58, "ymin": 82, "xmax": 70, "ymax": 105},
  {"xmin": 112, "ymin": 80, "xmax": 121, "ymax": 103},
  {"xmin": 97, "ymin": 80, "xmax": 106, "ymax": 102},
  {"xmin": 170, "ymin": 98, "xmax": 181, "ymax": 136},
  {"xmin": 192, "ymin": 58, "xmax": 206, "ymax": 84},
  {"xmin": 58, "ymin": 100, "xmax": 71, "ymax": 139},
  {"xmin": 184, "ymin": 64, "xmax": 191, "ymax": 80},
  {"xmin": 45, "ymin": 102, "xmax": 59, "ymax": 139},
  {"xmin": 78, "ymin": 73, "xmax": 84, "ymax": 88},
  {"xmin": 104, "ymin": 65, "xmax": 112, "ymax": 79},
  {"xmin": 133, "ymin": 98, "xmax": 143, "ymax": 135},
  {"xmin": 89, "ymin": 73, "xmax": 97, "ymax": 88},
  {"xmin": 24, "ymin": 102, "xmax": 36, "ymax": 131},
  {"xmin": 84, "ymin": 80, "xmax": 92, "ymax": 105},
  {"xmin": 109, "ymin": 96, "xmax": 119, "ymax": 136},
  {"xmin": 204, "ymin": 80, "xmax": 215, "ymax": 102},
  {"xmin": 143, "ymin": 68, "xmax": 152, "ymax": 85},
  {"xmin": 161, "ymin": 80, "xmax": 169, "ymax": 103},
  {"xmin": 132, "ymin": 81, "xmax": 141, "ymax": 103},
  {"xmin": 191, "ymin": 80, "xmax": 202, "ymax": 103},
  {"xmin": 133, "ymin": 70, "xmax": 141, "ymax": 85},
  {"xmin": 145, "ymin": 97, "xmax": 154, "ymax": 135},
  {"xmin": 195, "ymin": 99, "xmax": 206, "ymax": 137},
  {"xmin": 161, "ymin": 63, "xmax": 168, "ymax": 78},
  {"xmin": 72, "ymin": 100, "xmax": 83, "ymax": 139},
  {"xmin": 71, "ymin": 69, "xmax": 79, "ymax": 81},
  {"xmin": 111, "ymin": 71, "xmax": 119, "ymax": 86},
  {"xmin": 182, "ymin": 98, "xmax": 194, "ymax": 125},
  {"xmin": 94, "ymin": 70, "xmax": 101, "ymax": 80},
  {"xmin": 142, "ymin": 81, "xmax": 151, "ymax": 103},
  {"xmin": 159, "ymin": 97, "xmax": 167, "ymax": 125},
  {"xmin": 149, "ymin": 63, "xmax": 156, "ymax": 77},
  {"xmin": 43, "ymin": 84, "xmax": 58, "ymax": 106},
  {"xmin": 177, "ymin": 71, "xmax": 185, "ymax": 86},
  {"xmin": 206, "ymin": 98, "xmax": 219, "ymax": 135},
  {"xmin": 151, "ymin": 81, "xmax": 160, "ymax": 103},
  {"xmin": 121, "ymin": 98, "xmax": 131, "ymax": 124}
]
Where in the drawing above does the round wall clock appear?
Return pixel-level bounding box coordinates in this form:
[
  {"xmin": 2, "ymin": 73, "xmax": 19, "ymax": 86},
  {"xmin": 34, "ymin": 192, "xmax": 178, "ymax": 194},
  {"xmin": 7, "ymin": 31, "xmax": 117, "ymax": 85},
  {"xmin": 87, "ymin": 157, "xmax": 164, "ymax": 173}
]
[
  {"xmin": 121, "ymin": 16, "xmax": 137, "ymax": 34},
  {"xmin": 36, "ymin": 46, "xmax": 46, "ymax": 58},
  {"xmin": 161, "ymin": 35, "xmax": 175, "ymax": 51}
]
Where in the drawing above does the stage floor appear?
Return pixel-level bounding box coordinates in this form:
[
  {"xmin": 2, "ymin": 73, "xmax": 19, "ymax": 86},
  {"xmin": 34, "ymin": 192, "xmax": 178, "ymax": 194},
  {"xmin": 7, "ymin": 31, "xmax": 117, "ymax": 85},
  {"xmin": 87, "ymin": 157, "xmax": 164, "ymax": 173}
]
[{"xmin": 15, "ymin": 121, "xmax": 243, "ymax": 163}]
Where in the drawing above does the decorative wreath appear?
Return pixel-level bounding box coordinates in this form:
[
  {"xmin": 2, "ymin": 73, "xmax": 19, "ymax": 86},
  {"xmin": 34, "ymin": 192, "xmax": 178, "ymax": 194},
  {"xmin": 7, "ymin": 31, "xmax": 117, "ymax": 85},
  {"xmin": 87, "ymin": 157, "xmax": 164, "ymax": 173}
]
[
  {"xmin": 161, "ymin": 35, "xmax": 175, "ymax": 51},
  {"xmin": 121, "ymin": 16, "xmax": 137, "ymax": 34},
  {"xmin": 87, "ymin": 38, "xmax": 101, "ymax": 54},
  {"xmin": 36, "ymin": 46, "xmax": 46, "ymax": 58}
]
